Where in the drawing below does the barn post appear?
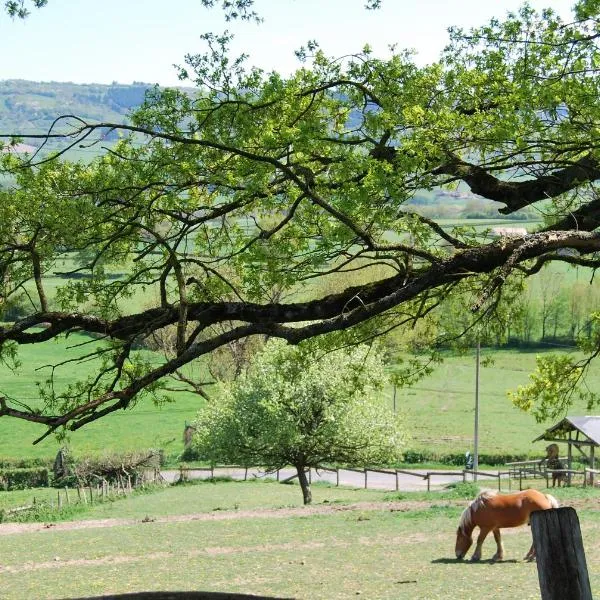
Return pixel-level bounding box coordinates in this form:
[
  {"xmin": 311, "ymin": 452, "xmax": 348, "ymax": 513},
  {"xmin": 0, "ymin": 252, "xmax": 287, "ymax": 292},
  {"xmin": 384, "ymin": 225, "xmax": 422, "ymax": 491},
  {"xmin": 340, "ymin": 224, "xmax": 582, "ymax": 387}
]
[
  {"xmin": 531, "ymin": 507, "xmax": 592, "ymax": 600},
  {"xmin": 590, "ymin": 445, "xmax": 595, "ymax": 487}
]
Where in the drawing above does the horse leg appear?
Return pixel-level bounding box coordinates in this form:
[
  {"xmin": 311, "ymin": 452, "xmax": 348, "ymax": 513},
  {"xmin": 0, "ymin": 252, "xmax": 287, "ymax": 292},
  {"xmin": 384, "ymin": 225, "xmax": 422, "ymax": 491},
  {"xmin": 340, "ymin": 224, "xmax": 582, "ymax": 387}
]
[
  {"xmin": 491, "ymin": 528, "xmax": 504, "ymax": 561},
  {"xmin": 524, "ymin": 542, "xmax": 536, "ymax": 561},
  {"xmin": 471, "ymin": 527, "xmax": 491, "ymax": 561}
]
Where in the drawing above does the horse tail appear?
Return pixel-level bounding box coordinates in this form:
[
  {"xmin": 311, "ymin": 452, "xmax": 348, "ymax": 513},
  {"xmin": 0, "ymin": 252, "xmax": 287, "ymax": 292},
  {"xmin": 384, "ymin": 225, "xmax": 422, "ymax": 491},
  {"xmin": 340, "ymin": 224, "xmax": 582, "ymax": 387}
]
[{"xmin": 545, "ymin": 493, "xmax": 560, "ymax": 509}]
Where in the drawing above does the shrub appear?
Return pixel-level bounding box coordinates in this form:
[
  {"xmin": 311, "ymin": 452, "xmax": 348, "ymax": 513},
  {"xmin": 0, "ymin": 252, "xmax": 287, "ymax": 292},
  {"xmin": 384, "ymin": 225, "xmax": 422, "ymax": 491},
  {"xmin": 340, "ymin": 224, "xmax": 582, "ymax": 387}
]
[
  {"xmin": 0, "ymin": 467, "xmax": 50, "ymax": 490},
  {"xmin": 400, "ymin": 450, "xmax": 532, "ymax": 467},
  {"xmin": 70, "ymin": 450, "xmax": 163, "ymax": 486}
]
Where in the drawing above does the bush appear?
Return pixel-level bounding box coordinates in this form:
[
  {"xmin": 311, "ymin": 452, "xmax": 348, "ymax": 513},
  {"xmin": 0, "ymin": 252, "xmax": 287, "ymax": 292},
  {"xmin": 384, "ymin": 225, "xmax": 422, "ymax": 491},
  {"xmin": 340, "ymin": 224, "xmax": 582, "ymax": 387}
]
[
  {"xmin": 70, "ymin": 450, "xmax": 163, "ymax": 486},
  {"xmin": 0, "ymin": 467, "xmax": 50, "ymax": 490},
  {"xmin": 400, "ymin": 450, "xmax": 531, "ymax": 467},
  {"xmin": 0, "ymin": 457, "xmax": 50, "ymax": 469}
]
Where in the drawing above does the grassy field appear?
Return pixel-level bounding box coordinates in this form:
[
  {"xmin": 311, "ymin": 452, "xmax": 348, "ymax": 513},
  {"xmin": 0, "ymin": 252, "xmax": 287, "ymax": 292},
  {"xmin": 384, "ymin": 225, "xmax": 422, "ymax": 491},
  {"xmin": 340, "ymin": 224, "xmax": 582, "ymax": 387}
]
[
  {"xmin": 0, "ymin": 339, "xmax": 592, "ymax": 462},
  {"xmin": 0, "ymin": 332, "xmax": 203, "ymax": 462},
  {"xmin": 1, "ymin": 234, "xmax": 597, "ymax": 463},
  {"xmin": 394, "ymin": 347, "xmax": 597, "ymax": 458},
  {"xmin": 1, "ymin": 480, "xmax": 599, "ymax": 599}
]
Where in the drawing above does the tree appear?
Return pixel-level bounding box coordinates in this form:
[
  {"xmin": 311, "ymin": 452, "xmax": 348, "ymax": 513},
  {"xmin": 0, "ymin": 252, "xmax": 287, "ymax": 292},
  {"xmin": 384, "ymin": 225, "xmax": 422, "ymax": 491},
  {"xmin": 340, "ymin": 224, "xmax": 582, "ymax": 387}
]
[
  {"xmin": 190, "ymin": 340, "xmax": 404, "ymax": 504},
  {"xmin": 4, "ymin": 0, "xmax": 47, "ymax": 19},
  {"xmin": 1, "ymin": 1, "xmax": 600, "ymax": 438}
]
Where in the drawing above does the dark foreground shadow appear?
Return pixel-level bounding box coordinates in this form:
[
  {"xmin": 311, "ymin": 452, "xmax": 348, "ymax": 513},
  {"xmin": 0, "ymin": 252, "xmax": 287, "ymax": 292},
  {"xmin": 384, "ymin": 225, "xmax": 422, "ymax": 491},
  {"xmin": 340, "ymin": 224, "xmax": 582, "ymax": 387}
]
[
  {"xmin": 431, "ymin": 558, "xmax": 519, "ymax": 565},
  {"xmin": 62, "ymin": 592, "xmax": 293, "ymax": 600}
]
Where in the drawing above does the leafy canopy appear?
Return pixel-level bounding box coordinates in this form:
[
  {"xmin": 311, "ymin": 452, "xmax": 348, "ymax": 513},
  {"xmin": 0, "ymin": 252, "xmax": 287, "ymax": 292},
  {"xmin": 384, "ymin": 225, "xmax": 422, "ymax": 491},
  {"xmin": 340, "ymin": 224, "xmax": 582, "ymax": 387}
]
[
  {"xmin": 191, "ymin": 339, "xmax": 404, "ymax": 471},
  {"xmin": 1, "ymin": 1, "xmax": 600, "ymax": 437}
]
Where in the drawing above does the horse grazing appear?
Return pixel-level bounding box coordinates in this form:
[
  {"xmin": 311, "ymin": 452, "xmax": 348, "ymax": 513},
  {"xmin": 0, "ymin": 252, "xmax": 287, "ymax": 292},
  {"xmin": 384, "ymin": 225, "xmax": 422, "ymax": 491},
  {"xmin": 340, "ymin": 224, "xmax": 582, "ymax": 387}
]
[{"xmin": 455, "ymin": 489, "xmax": 559, "ymax": 561}]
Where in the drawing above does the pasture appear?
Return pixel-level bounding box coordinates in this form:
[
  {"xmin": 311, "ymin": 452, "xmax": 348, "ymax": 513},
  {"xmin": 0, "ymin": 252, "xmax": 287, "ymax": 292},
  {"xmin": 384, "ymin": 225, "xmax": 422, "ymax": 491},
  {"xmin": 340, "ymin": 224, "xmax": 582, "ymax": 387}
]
[
  {"xmin": 2, "ymin": 218, "xmax": 597, "ymax": 463},
  {"xmin": 0, "ymin": 338, "xmax": 594, "ymax": 462},
  {"xmin": 1, "ymin": 481, "xmax": 600, "ymax": 599}
]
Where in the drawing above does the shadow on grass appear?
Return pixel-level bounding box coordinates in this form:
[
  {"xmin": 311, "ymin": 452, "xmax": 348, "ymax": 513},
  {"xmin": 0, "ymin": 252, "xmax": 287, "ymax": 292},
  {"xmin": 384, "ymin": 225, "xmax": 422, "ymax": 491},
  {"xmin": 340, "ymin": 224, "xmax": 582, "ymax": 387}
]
[
  {"xmin": 62, "ymin": 593, "xmax": 293, "ymax": 600},
  {"xmin": 431, "ymin": 558, "xmax": 520, "ymax": 564}
]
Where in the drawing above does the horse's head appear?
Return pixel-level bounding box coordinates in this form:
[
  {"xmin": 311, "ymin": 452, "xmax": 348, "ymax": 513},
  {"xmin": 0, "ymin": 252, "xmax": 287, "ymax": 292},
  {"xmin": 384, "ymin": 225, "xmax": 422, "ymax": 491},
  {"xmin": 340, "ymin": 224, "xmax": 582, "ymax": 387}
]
[{"xmin": 455, "ymin": 527, "xmax": 472, "ymax": 560}]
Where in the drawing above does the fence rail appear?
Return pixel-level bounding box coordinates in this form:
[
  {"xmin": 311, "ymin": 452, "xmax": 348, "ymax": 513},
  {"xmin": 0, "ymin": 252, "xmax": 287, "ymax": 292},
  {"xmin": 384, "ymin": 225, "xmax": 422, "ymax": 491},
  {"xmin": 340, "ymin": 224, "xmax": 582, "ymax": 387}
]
[{"xmin": 175, "ymin": 464, "xmax": 509, "ymax": 491}]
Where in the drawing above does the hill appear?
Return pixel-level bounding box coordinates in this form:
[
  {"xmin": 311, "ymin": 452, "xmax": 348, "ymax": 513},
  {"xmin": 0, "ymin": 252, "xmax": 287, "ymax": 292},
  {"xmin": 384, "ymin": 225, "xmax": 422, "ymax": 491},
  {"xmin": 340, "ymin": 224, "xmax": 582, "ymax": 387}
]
[
  {"xmin": 0, "ymin": 79, "xmax": 154, "ymax": 161},
  {"xmin": 0, "ymin": 79, "xmax": 149, "ymax": 134}
]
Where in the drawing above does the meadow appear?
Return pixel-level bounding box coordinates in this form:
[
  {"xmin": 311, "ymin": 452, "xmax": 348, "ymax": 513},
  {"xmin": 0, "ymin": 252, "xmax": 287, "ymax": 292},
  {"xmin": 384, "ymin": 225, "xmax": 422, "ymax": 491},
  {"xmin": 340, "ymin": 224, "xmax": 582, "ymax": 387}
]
[
  {"xmin": 1, "ymin": 216, "xmax": 597, "ymax": 464},
  {"xmin": 0, "ymin": 337, "xmax": 592, "ymax": 463},
  {"xmin": 1, "ymin": 480, "xmax": 599, "ymax": 599}
]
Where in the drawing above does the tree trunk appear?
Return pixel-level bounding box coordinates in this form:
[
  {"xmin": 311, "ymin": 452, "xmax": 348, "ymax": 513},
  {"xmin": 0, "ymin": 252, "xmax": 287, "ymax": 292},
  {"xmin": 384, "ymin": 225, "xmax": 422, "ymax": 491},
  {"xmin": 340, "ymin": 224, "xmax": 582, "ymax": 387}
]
[{"xmin": 296, "ymin": 464, "xmax": 312, "ymax": 505}]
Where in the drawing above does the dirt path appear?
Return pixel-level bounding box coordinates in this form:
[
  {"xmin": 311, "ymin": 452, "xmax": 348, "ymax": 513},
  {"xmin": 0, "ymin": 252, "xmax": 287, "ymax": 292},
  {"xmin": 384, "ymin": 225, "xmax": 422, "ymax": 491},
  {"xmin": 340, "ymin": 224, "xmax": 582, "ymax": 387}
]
[{"xmin": 0, "ymin": 499, "xmax": 459, "ymax": 536}]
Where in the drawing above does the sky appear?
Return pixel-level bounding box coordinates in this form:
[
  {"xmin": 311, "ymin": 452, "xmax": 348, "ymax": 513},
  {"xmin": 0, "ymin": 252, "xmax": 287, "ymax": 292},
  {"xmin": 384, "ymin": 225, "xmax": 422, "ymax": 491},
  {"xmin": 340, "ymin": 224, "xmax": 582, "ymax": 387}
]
[{"xmin": 1, "ymin": 0, "xmax": 577, "ymax": 86}]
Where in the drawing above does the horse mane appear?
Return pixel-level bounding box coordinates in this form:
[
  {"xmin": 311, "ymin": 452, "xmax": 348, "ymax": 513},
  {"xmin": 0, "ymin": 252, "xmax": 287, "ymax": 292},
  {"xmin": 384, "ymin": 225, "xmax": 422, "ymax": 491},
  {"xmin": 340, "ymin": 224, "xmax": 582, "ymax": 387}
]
[{"xmin": 458, "ymin": 490, "xmax": 498, "ymax": 533}]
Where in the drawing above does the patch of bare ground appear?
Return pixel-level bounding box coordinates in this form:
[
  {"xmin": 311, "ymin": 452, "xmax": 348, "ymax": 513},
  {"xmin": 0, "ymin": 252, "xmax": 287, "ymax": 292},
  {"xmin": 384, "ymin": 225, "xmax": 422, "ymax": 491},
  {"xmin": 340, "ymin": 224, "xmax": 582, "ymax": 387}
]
[{"xmin": 0, "ymin": 499, "xmax": 457, "ymax": 537}]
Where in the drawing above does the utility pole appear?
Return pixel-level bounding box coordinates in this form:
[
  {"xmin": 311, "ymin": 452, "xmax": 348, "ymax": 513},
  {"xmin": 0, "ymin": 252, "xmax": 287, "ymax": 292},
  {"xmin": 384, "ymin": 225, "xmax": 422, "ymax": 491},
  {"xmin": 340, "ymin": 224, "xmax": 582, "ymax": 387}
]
[{"xmin": 474, "ymin": 339, "xmax": 480, "ymax": 481}]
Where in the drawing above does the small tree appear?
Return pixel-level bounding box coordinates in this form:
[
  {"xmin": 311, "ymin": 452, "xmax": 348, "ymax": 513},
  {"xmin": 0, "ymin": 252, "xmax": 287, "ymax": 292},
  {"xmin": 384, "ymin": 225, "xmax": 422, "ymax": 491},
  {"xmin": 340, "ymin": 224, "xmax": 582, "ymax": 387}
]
[{"xmin": 191, "ymin": 340, "xmax": 404, "ymax": 504}]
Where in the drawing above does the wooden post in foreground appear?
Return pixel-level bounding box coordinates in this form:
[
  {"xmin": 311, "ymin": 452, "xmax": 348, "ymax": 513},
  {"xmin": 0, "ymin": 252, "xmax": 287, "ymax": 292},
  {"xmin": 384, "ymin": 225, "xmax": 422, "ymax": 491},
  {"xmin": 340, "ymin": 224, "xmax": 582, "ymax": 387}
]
[{"xmin": 531, "ymin": 507, "xmax": 592, "ymax": 600}]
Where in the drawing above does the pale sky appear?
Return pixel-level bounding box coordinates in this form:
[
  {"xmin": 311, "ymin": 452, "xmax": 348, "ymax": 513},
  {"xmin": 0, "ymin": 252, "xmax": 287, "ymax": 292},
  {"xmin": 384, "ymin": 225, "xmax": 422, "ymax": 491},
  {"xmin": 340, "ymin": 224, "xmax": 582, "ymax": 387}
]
[{"xmin": 1, "ymin": 0, "xmax": 577, "ymax": 86}]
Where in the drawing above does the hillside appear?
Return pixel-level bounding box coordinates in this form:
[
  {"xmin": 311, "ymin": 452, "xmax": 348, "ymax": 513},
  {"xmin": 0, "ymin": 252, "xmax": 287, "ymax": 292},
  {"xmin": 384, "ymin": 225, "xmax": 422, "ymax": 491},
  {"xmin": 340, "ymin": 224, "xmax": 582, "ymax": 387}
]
[
  {"xmin": 0, "ymin": 79, "xmax": 539, "ymax": 220},
  {"xmin": 0, "ymin": 79, "xmax": 149, "ymax": 134},
  {"xmin": 0, "ymin": 79, "xmax": 154, "ymax": 162}
]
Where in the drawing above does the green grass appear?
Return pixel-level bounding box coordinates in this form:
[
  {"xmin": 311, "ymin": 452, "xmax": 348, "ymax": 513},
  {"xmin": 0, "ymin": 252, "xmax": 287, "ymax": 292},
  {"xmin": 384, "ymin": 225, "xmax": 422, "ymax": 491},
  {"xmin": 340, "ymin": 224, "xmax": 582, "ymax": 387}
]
[
  {"xmin": 0, "ymin": 332, "xmax": 203, "ymax": 462},
  {"xmin": 1, "ymin": 481, "xmax": 599, "ymax": 599},
  {"xmin": 394, "ymin": 347, "xmax": 596, "ymax": 457},
  {"xmin": 0, "ymin": 488, "xmax": 57, "ymax": 511},
  {"xmin": 0, "ymin": 341, "xmax": 593, "ymax": 463}
]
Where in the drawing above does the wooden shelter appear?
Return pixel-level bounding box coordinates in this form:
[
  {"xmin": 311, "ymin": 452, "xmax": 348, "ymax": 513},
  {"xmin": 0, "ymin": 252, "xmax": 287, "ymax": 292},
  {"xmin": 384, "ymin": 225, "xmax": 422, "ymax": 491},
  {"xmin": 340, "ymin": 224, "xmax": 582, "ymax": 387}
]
[{"xmin": 533, "ymin": 416, "xmax": 600, "ymax": 483}]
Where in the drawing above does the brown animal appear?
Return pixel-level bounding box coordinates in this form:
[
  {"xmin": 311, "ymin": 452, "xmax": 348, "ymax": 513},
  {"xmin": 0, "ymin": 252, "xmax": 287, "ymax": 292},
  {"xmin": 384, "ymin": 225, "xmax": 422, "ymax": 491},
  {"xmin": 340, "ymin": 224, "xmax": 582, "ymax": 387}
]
[
  {"xmin": 545, "ymin": 443, "xmax": 566, "ymax": 487},
  {"xmin": 455, "ymin": 489, "xmax": 559, "ymax": 561}
]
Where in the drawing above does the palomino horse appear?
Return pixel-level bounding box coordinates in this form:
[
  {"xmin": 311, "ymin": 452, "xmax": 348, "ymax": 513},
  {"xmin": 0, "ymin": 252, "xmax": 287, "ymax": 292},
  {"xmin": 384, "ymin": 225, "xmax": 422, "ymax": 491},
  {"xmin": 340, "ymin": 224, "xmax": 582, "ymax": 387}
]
[{"xmin": 455, "ymin": 489, "xmax": 559, "ymax": 561}]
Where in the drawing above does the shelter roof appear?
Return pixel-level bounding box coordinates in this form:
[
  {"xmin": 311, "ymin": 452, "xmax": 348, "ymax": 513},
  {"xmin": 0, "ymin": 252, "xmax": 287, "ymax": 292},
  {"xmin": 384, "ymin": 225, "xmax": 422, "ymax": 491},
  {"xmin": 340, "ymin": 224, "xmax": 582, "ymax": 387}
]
[{"xmin": 532, "ymin": 416, "xmax": 600, "ymax": 446}]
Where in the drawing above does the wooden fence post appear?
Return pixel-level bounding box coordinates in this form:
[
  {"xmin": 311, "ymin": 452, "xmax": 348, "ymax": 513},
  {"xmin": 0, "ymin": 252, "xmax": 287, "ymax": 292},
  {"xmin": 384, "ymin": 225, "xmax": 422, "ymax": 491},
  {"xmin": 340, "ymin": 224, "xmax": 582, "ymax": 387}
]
[
  {"xmin": 336, "ymin": 468, "xmax": 339, "ymax": 487},
  {"xmin": 519, "ymin": 469, "xmax": 523, "ymax": 491},
  {"xmin": 364, "ymin": 468, "xmax": 367, "ymax": 489},
  {"xmin": 531, "ymin": 507, "xmax": 592, "ymax": 600},
  {"xmin": 395, "ymin": 470, "xmax": 399, "ymax": 491}
]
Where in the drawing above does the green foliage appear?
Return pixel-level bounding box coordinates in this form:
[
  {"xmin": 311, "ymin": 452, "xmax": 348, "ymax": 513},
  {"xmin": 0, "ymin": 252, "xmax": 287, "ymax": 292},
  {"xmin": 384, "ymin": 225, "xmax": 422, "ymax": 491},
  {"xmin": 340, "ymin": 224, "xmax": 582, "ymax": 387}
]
[
  {"xmin": 511, "ymin": 312, "xmax": 600, "ymax": 421},
  {"xmin": 2, "ymin": 1, "xmax": 600, "ymax": 438},
  {"xmin": 399, "ymin": 450, "xmax": 528, "ymax": 467},
  {"xmin": 0, "ymin": 467, "xmax": 49, "ymax": 490},
  {"xmin": 4, "ymin": 0, "xmax": 46, "ymax": 19},
  {"xmin": 191, "ymin": 340, "xmax": 405, "ymax": 471}
]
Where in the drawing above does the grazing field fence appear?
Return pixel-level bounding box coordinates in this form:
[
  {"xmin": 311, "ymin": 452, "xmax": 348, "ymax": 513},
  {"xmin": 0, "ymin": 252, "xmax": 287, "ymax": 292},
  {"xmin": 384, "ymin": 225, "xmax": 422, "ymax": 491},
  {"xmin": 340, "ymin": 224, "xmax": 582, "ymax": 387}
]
[
  {"xmin": 175, "ymin": 464, "xmax": 513, "ymax": 492},
  {"xmin": 0, "ymin": 467, "xmax": 165, "ymax": 521}
]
